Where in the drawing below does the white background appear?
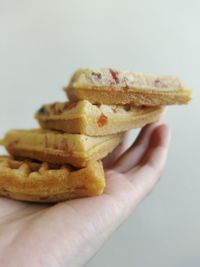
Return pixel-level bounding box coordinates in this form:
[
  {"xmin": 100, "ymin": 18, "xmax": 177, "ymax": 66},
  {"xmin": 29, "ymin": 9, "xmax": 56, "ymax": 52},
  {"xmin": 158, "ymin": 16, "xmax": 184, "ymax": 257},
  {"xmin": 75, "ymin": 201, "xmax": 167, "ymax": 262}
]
[{"xmin": 0, "ymin": 1, "xmax": 199, "ymax": 266}]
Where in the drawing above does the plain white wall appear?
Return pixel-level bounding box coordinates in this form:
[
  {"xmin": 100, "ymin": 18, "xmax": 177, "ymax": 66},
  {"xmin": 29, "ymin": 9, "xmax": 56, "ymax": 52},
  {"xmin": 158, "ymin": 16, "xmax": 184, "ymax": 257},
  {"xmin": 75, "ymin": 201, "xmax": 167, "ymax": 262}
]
[{"xmin": 0, "ymin": 1, "xmax": 199, "ymax": 266}]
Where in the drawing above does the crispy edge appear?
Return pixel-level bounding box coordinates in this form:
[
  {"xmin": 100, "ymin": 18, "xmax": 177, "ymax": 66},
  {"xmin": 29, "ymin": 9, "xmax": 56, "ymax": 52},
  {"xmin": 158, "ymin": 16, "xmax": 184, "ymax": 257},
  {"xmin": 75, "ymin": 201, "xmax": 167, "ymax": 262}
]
[{"xmin": 67, "ymin": 87, "xmax": 192, "ymax": 105}]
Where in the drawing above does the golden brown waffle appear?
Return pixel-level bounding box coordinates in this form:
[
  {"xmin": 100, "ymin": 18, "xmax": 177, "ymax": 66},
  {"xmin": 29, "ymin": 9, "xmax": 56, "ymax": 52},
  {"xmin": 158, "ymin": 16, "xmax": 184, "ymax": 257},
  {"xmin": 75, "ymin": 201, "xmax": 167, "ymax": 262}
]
[
  {"xmin": 35, "ymin": 100, "xmax": 163, "ymax": 136},
  {"xmin": 65, "ymin": 68, "xmax": 192, "ymax": 106},
  {"xmin": 0, "ymin": 156, "xmax": 105, "ymax": 203},
  {"xmin": 1, "ymin": 129, "xmax": 123, "ymax": 167}
]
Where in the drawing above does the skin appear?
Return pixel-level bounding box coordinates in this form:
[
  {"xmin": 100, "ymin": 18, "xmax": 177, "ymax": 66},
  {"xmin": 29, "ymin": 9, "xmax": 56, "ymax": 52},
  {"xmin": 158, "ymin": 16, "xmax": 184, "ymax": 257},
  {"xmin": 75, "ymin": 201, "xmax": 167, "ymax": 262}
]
[{"xmin": 0, "ymin": 114, "xmax": 171, "ymax": 267}]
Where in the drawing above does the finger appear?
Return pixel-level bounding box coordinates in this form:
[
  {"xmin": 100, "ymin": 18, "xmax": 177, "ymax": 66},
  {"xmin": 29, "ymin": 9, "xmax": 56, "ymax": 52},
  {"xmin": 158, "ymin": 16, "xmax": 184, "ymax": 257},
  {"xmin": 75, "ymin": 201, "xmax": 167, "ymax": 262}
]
[
  {"xmin": 126, "ymin": 125, "xmax": 171, "ymax": 200},
  {"xmin": 138, "ymin": 124, "xmax": 171, "ymax": 169},
  {"xmin": 130, "ymin": 106, "xmax": 167, "ymax": 147},
  {"xmin": 103, "ymin": 130, "xmax": 133, "ymax": 169},
  {"xmin": 113, "ymin": 107, "xmax": 167, "ymax": 173}
]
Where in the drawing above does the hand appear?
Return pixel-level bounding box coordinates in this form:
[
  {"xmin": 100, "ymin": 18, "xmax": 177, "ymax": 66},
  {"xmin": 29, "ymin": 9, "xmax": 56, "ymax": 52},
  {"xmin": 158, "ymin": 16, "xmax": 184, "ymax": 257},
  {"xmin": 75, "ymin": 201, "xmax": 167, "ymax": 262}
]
[{"xmin": 0, "ymin": 115, "xmax": 171, "ymax": 267}]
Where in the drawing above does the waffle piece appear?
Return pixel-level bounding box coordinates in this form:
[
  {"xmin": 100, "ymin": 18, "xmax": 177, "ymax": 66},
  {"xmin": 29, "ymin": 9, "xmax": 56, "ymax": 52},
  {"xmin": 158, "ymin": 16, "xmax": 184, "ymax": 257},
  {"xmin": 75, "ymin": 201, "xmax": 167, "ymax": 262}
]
[
  {"xmin": 0, "ymin": 156, "xmax": 105, "ymax": 203},
  {"xmin": 65, "ymin": 68, "xmax": 192, "ymax": 106},
  {"xmin": 35, "ymin": 100, "xmax": 163, "ymax": 136},
  {"xmin": 1, "ymin": 129, "xmax": 123, "ymax": 167}
]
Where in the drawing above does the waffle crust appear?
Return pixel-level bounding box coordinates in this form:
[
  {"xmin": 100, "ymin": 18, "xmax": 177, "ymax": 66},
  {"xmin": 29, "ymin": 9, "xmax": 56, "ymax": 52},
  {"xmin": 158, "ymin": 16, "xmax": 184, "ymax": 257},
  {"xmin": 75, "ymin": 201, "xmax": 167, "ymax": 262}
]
[
  {"xmin": 65, "ymin": 68, "xmax": 192, "ymax": 106},
  {"xmin": 1, "ymin": 129, "xmax": 123, "ymax": 167},
  {"xmin": 0, "ymin": 156, "xmax": 105, "ymax": 203},
  {"xmin": 36, "ymin": 100, "xmax": 163, "ymax": 136}
]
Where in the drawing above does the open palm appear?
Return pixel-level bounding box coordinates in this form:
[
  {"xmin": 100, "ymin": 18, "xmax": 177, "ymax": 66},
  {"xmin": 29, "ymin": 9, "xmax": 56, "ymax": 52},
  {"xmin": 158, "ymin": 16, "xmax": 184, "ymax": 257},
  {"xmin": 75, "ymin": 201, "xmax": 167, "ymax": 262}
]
[{"xmin": 0, "ymin": 116, "xmax": 171, "ymax": 267}]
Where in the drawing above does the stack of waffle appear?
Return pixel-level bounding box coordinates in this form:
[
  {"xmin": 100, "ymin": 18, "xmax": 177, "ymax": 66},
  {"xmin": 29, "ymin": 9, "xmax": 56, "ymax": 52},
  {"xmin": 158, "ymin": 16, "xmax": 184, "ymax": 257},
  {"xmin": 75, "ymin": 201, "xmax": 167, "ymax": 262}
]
[{"xmin": 0, "ymin": 68, "xmax": 192, "ymax": 203}]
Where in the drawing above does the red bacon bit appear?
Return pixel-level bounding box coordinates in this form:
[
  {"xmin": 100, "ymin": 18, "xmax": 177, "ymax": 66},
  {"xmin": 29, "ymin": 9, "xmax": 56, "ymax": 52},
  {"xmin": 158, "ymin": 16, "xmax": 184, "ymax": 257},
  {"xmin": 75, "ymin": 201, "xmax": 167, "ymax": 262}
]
[
  {"xmin": 109, "ymin": 69, "xmax": 119, "ymax": 84},
  {"xmin": 64, "ymin": 102, "xmax": 77, "ymax": 110},
  {"xmin": 50, "ymin": 102, "xmax": 77, "ymax": 115},
  {"xmin": 97, "ymin": 113, "xmax": 108, "ymax": 127},
  {"xmin": 50, "ymin": 103, "xmax": 63, "ymax": 115},
  {"xmin": 154, "ymin": 79, "xmax": 160, "ymax": 85},
  {"xmin": 91, "ymin": 72, "xmax": 102, "ymax": 80},
  {"xmin": 154, "ymin": 79, "xmax": 168, "ymax": 88}
]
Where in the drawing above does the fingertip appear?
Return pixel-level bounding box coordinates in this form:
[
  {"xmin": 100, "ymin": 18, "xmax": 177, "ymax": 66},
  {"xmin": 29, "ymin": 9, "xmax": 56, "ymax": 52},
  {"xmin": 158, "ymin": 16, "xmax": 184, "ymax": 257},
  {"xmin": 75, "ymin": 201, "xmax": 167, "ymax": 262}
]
[
  {"xmin": 103, "ymin": 130, "xmax": 133, "ymax": 169},
  {"xmin": 150, "ymin": 124, "xmax": 171, "ymax": 148},
  {"xmin": 158, "ymin": 124, "xmax": 171, "ymax": 144}
]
